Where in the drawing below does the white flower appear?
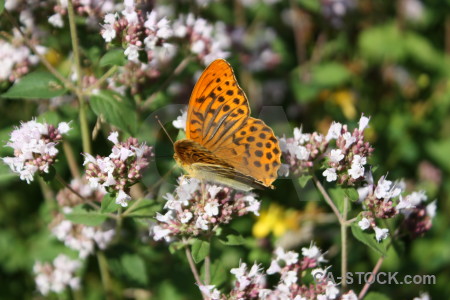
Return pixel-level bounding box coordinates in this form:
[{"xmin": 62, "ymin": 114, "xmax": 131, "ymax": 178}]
[
  {"xmin": 116, "ymin": 190, "xmax": 131, "ymax": 207},
  {"xmin": 152, "ymin": 225, "xmax": 171, "ymax": 241},
  {"xmin": 358, "ymin": 217, "xmax": 371, "ymax": 230},
  {"xmin": 311, "ymin": 268, "xmax": 326, "ymax": 280},
  {"xmin": 374, "ymin": 227, "xmax": 389, "ymax": 242},
  {"xmin": 274, "ymin": 247, "xmax": 299, "ymax": 265},
  {"xmin": 207, "ymin": 185, "xmax": 222, "ymax": 199},
  {"xmin": 343, "ymin": 132, "xmax": 356, "ymax": 148},
  {"xmin": 342, "ymin": 290, "xmax": 358, "ymax": 300},
  {"xmin": 243, "ymin": 194, "xmax": 260, "ymax": 215},
  {"xmin": 195, "ymin": 216, "xmax": 209, "ymax": 230},
  {"xmin": 325, "ymin": 281, "xmax": 340, "ymax": 299},
  {"xmin": 286, "ymin": 144, "xmax": 310, "ymax": 160},
  {"xmin": 124, "ymin": 44, "xmax": 140, "ymax": 61},
  {"xmin": 93, "ymin": 229, "xmax": 115, "ymax": 249},
  {"xmin": 326, "ymin": 122, "xmax": 342, "ymax": 141},
  {"xmin": 426, "ymin": 200, "xmax": 437, "ymax": 219},
  {"xmin": 396, "ymin": 195, "xmax": 415, "ymax": 210},
  {"xmin": 413, "ymin": 292, "xmax": 431, "ymax": 300},
  {"xmin": 107, "ymin": 131, "xmax": 119, "ymax": 144},
  {"xmin": 104, "ymin": 13, "xmax": 117, "ymax": 24},
  {"xmin": 198, "ymin": 285, "xmax": 221, "ymax": 300},
  {"xmin": 329, "ymin": 149, "xmax": 344, "ymax": 163},
  {"xmin": 352, "ymin": 155, "xmax": 366, "ymax": 166},
  {"xmin": 293, "ymin": 127, "xmax": 310, "ymax": 144},
  {"xmin": 204, "ymin": 202, "xmax": 219, "ymax": 217},
  {"xmin": 172, "ymin": 110, "xmax": 187, "ymax": 130},
  {"xmin": 282, "ymin": 270, "xmax": 297, "ymax": 286},
  {"xmin": 57, "ymin": 122, "xmax": 71, "ymax": 134},
  {"xmin": 302, "ymin": 243, "xmax": 327, "ymax": 263},
  {"xmin": 323, "ymin": 168, "xmax": 337, "ymax": 182},
  {"xmin": 180, "ymin": 211, "xmax": 193, "ymax": 223},
  {"xmin": 266, "ymin": 260, "xmax": 281, "ymax": 274},
  {"xmin": 102, "ymin": 24, "xmax": 116, "ymax": 42},
  {"xmin": 348, "ymin": 164, "xmax": 364, "ymax": 179},
  {"xmin": 358, "ymin": 114, "xmax": 370, "ymax": 131},
  {"xmin": 48, "ymin": 13, "xmax": 64, "ymax": 28}
]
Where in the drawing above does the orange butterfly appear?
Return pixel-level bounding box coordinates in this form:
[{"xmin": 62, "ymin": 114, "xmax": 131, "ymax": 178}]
[{"xmin": 173, "ymin": 59, "xmax": 281, "ymax": 191}]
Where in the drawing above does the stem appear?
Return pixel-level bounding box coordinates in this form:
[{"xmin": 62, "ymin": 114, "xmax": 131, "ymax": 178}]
[
  {"xmin": 97, "ymin": 251, "xmax": 115, "ymax": 300},
  {"xmin": 63, "ymin": 140, "xmax": 80, "ymax": 178},
  {"xmin": 341, "ymin": 197, "xmax": 348, "ymax": 289},
  {"xmin": 85, "ymin": 66, "xmax": 118, "ymax": 95},
  {"xmin": 358, "ymin": 256, "xmax": 385, "ymax": 299},
  {"xmin": 38, "ymin": 177, "xmax": 56, "ymax": 208},
  {"xmin": 313, "ymin": 175, "xmax": 343, "ymax": 223},
  {"xmin": 204, "ymin": 251, "xmax": 211, "ymax": 286},
  {"xmin": 184, "ymin": 241, "xmax": 204, "ymax": 288},
  {"xmin": 4, "ymin": 11, "xmax": 75, "ymax": 90},
  {"xmin": 67, "ymin": 0, "xmax": 92, "ymax": 154}
]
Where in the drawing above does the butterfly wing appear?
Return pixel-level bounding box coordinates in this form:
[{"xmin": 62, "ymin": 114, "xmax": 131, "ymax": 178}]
[{"xmin": 185, "ymin": 59, "xmax": 281, "ymax": 188}]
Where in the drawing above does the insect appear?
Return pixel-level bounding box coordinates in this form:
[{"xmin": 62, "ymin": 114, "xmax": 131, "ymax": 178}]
[{"xmin": 173, "ymin": 59, "xmax": 281, "ymax": 191}]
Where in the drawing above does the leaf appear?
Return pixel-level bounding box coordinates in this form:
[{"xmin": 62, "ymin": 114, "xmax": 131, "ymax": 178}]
[
  {"xmin": 90, "ymin": 90, "xmax": 137, "ymax": 135},
  {"xmin": 0, "ymin": 0, "xmax": 4, "ymax": 15},
  {"xmin": 345, "ymin": 187, "xmax": 359, "ymax": 202},
  {"xmin": 426, "ymin": 140, "xmax": 450, "ymax": 173},
  {"xmin": 65, "ymin": 205, "xmax": 108, "ymax": 226},
  {"xmin": 298, "ymin": 175, "xmax": 312, "ymax": 188},
  {"xmin": 125, "ymin": 198, "xmax": 161, "ymax": 218},
  {"xmin": 1, "ymin": 71, "xmax": 67, "ymax": 99},
  {"xmin": 101, "ymin": 194, "xmax": 118, "ymax": 213},
  {"xmin": 168, "ymin": 241, "xmax": 186, "ymax": 254},
  {"xmin": 328, "ymin": 187, "xmax": 347, "ymax": 214},
  {"xmin": 297, "ymin": 0, "xmax": 320, "ymax": 12},
  {"xmin": 351, "ymin": 223, "xmax": 387, "ymax": 256},
  {"xmin": 219, "ymin": 234, "xmax": 245, "ymax": 246},
  {"xmin": 202, "ymin": 260, "xmax": 227, "ymax": 286},
  {"xmin": 99, "ymin": 49, "xmax": 127, "ymax": 67},
  {"xmin": 121, "ymin": 254, "xmax": 148, "ymax": 285},
  {"xmin": 311, "ymin": 62, "xmax": 352, "ymax": 87},
  {"xmin": 0, "ymin": 163, "xmax": 16, "ymax": 186},
  {"xmin": 364, "ymin": 292, "xmax": 391, "ymax": 300},
  {"xmin": 191, "ymin": 239, "xmax": 210, "ymax": 263}
]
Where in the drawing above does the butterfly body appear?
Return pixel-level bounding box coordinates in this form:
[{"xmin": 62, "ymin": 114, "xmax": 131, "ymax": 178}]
[{"xmin": 174, "ymin": 59, "xmax": 281, "ymax": 191}]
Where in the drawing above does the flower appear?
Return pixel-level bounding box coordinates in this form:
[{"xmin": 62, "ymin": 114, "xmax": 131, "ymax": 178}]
[
  {"xmin": 48, "ymin": 13, "xmax": 64, "ymax": 27},
  {"xmin": 323, "ymin": 168, "xmax": 338, "ymax": 182},
  {"xmin": 83, "ymin": 132, "xmax": 153, "ymax": 207},
  {"xmin": 33, "ymin": 255, "xmax": 81, "ymax": 295},
  {"xmin": 2, "ymin": 119, "xmax": 71, "ymax": 183},
  {"xmin": 326, "ymin": 122, "xmax": 342, "ymax": 141},
  {"xmin": 173, "ymin": 110, "xmax": 187, "ymax": 130},
  {"xmin": 358, "ymin": 217, "xmax": 371, "ymax": 230},
  {"xmin": 374, "ymin": 226, "xmax": 389, "ymax": 242},
  {"xmin": 151, "ymin": 177, "xmax": 260, "ymax": 240}
]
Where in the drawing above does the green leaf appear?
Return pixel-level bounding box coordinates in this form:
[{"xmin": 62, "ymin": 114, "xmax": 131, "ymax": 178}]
[
  {"xmin": 298, "ymin": 175, "xmax": 312, "ymax": 188},
  {"xmin": 345, "ymin": 187, "xmax": 359, "ymax": 202},
  {"xmin": 1, "ymin": 71, "xmax": 67, "ymax": 99},
  {"xmin": 99, "ymin": 49, "xmax": 127, "ymax": 67},
  {"xmin": 364, "ymin": 292, "xmax": 391, "ymax": 300},
  {"xmin": 426, "ymin": 139, "xmax": 450, "ymax": 173},
  {"xmin": 351, "ymin": 222, "xmax": 387, "ymax": 256},
  {"xmin": 90, "ymin": 90, "xmax": 137, "ymax": 134},
  {"xmin": 297, "ymin": 0, "xmax": 320, "ymax": 12},
  {"xmin": 40, "ymin": 166, "xmax": 56, "ymax": 182},
  {"xmin": 219, "ymin": 234, "xmax": 245, "ymax": 246},
  {"xmin": 121, "ymin": 254, "xmax": 148, "ymax": 285},
  {"xmin": 125, "ymin": 198, "xmax": 160, "ymax": 218},
  {"xmin": 168, "ymin": 241, "xmax": 186, "ymax": 254},
  {"xmin": 65, "ymin": 205, "xmax": 108, "ymax": 226},
  {"xmin": 328, "ymin": 187, "xmax": 347, "ymax": 214},
  {"xmin": 0, "ymin": 0, "xmax": 5, "ymax": 15},
  {"xmin": 191, "ymin": 239, "xmax": 210, "ymax": 263},
  {"xmin": 202, "ymin": 260, "xmax": 227, "ymax": 286},
  {"xmin": 311, "ymin": 62, "xmax": 351, "ymax": 87},
  {"xmin": 101, "ymin": 194, "xmax": 118, "ymax": 213},
  {"xmin": 0, "ymin": 163, "xmax": 16, "ymax": 186}
]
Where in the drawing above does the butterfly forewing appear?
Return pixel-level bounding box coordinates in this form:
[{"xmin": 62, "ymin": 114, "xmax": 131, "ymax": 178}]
[{"xmin": 181, "ymin": 59, "xmax": 281, "ymax": 190}]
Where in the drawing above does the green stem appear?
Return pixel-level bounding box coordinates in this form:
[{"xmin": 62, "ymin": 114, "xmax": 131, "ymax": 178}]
[
  {"xmin": 63, "ymin": 140, "xmax": 80, "ymax": 178},
  {"xmin": 67, "ymin": 0, "xmax": 92, "ymax": 154},
  {"xmin": 313, "ymin": 175, "xmax": 343, "ymax": 223},
  {"xmin": 97, "ymin": 251, "xmax": 114, "ymax": 300},
  {"xmin": 38, "ymin": 177, "xmax": 56, "ymax": 209},
  {"xmin": 85, "ymin": 66, "xmax": 118, "ymax": 95}
]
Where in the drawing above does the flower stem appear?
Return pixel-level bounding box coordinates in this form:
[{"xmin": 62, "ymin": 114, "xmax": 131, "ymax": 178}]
[
  {"xmin": 97, "ymin": 251, "xmax": 115, "ymax": 300},
  {"xmin": 358, "ymin": 256, "xmax": 385, "ymax": 299},
  {"xmin": 63, "ymin": 140, "xmax": 80, "ymax": 178},
  {"xmin": 67, "ymin": 0, "xmax": 92, "ymax": 154},
  {"xmin": 341, "ymin": 197, "xmax": 348, "ymax": 289},
  {"xmin": 183, "ymin": 239, "xmax": 205, "ymax": 295},
  {"xmin": 313, "ymin": 175, "xmax": 343, "ymax": 223}
]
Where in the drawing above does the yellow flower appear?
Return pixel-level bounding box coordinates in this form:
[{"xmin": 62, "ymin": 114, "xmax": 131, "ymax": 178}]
[{"xmin": 252, "ymin": 203, "xmax": 302, "ymax": 238}]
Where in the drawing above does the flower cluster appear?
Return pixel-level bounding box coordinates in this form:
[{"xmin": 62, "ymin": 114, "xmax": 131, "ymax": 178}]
[
  {"xmin": 173, "ymin": 13, "xmax": 231, "ymax": 65},
  {"xmin": 279, "ymin": 127, "xmax": 328, "ymax": 177},
  {"xmin": 358, "ymin": 172, "xmax": 436, "ymax": 241},
  {"xmin": 151, "ymin": 177, "xmax": 260, "ymax": 241},
  {"xmin": 33, "ymin": 254, "xmax": 81, "ymax": 296},
  {"xmin": 322, "ymin": 115, "xmax": 374, "ymax": 184},
  {"xmin": 2, "ymin": 119, "xmax": 71, "ymax": 183},
  {"xmin": 200, "ymin": 243, "xmax": 358, "ymax": 300},
  {"xmin": 83, "ymin": 132, "xmax": 153, "ymax": 207},
  {"xmin": 49, "ymin": 0, "xmax": 116, "ymax": 28},
  {"xmin": 0, "ymin": 37, "xmax": 39, "ymax": 82},
  {"xmin": 51, "ymin": 178, "xmax": 115, "ymax": 258}
]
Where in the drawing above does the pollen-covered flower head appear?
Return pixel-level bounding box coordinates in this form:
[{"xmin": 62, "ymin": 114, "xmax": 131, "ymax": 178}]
[
  {"xmin": 151, "ymin": 177, "xmax": 260, "ymax": 241},
  {"xmin": 2, "ymin": 119, "xmax": 71, "ymax": 183}
]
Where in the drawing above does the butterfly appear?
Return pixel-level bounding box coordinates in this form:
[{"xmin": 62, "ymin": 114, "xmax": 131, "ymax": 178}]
[{"xmin": 173, "ymin": 59, "xmax": 281, "ymax": 191}]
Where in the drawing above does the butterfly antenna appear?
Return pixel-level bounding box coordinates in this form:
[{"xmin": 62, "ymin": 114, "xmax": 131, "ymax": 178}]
[{"xmin": 155, "ymin": 115, "xmax": 174, "ymax": 145}]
